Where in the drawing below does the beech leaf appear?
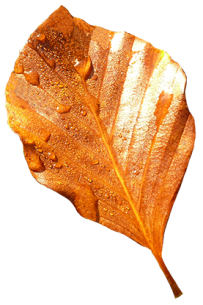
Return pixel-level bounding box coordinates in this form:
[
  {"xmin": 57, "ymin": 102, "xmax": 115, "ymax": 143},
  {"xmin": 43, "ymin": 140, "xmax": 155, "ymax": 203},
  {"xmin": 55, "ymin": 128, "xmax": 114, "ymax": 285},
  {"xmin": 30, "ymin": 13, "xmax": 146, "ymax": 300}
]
[{"xmin": 5, "ymin": 5, "xmax": 195, "ymax": 298}]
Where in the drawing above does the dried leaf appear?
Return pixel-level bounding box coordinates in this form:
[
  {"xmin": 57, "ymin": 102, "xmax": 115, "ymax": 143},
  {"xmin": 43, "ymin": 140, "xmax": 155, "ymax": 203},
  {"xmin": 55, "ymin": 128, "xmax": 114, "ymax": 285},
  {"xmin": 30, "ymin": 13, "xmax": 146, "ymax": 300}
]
[{"xmin": 5, "ymin": 5, "xmax": 195, "ymax": 298}]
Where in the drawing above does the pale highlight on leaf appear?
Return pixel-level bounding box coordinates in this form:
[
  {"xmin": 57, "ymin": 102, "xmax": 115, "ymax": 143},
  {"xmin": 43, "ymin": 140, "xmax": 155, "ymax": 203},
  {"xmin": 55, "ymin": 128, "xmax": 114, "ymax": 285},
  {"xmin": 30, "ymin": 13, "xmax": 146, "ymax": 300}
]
[{"xmin": 5, "ymin": 6, "xmax": 195, "ymax": 299}]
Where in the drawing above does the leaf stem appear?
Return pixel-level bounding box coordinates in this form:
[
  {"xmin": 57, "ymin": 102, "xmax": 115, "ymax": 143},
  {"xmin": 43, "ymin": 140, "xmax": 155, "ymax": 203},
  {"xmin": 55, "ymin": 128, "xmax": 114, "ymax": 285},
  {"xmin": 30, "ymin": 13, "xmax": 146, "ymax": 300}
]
[{"xmin": 152, "ymin": 251, "xmax": 183, "ymax": 298}]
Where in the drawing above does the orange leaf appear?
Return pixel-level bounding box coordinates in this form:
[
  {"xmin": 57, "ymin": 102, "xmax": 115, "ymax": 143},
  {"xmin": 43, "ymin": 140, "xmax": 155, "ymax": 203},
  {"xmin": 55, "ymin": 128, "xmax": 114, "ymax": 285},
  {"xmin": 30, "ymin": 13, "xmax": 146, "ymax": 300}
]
[{"xmin": 5, "ymin": 5, "xmax": 195, "ymax": 298}]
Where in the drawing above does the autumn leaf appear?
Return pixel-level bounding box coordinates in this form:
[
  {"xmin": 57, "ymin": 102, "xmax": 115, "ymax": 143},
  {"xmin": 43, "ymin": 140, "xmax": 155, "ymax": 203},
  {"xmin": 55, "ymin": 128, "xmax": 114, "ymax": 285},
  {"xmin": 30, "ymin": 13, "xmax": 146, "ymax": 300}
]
[{"xmin": 5, "ymin": 5, "xmax": 195, "ymax": 298}]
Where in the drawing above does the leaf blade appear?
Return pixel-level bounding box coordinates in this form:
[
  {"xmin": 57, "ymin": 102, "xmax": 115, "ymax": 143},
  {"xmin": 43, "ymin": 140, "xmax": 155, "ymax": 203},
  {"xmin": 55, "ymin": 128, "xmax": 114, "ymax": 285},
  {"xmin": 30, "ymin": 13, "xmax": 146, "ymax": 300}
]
[{"xmin": 6, "ymin": 5, "xmax": 195, "ymax": 298}]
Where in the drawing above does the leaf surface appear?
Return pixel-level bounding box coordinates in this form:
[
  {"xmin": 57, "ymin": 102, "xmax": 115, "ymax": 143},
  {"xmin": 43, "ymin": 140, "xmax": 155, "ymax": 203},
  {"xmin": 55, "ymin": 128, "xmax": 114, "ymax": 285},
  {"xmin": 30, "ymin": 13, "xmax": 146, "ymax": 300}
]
[{"xmin": 5, "ymin": 5, "xmax": 195, "ymax": 298}]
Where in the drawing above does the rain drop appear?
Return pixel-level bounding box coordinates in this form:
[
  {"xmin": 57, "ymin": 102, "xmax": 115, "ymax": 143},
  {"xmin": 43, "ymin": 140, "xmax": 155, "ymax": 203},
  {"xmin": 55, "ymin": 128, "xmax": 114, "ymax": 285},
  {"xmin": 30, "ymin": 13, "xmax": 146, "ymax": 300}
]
[
  {"xmin": 54, "ymin": 162, "xmax": 63, "ymax": 169},
  {"xmin": 92, "ymin": 160, "xmax": 99, "ymax": 165},
  {"xmin": 92, "ymin": 75, "xmax": 98, "ymax": 80},
  {"xmin": 40, "ymin": 130, "xmax": 51, "ymax": 142},
  {"xmin": 45, "ymin": 58, "xmax": 55, "ymax": 69},
  {"xmin": 36, "ymin": 33, "xmax": 46, "ymax": 43},
  {"xmin": 24, "ymin": 71, "xmax": 39, "ymax": 86},
  {"xmin": 27, "ymin": 150, "xmax": 45, "ymax": 172},
  {"xmin": 22, "ymin": 137, "xmax": 35, "ymax": 146},
  {"xmin": 48, "ymin": 151, "xmax": 57, "ymax": 161},
  {"xmin": 56, "ymin": 104, "xmax": 71, "ymax": 114},
  {"xmin": 14, "ymin": 61, "xmax": 24, "ymax": 74}
]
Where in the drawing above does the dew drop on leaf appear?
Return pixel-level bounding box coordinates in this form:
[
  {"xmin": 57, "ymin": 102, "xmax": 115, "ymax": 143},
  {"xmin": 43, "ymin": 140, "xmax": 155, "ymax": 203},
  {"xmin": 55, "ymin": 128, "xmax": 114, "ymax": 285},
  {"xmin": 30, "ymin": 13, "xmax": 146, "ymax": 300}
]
[
  {"xmin": 75, "ymin": 55, "xmax": 92, "ymax": 80},
  {"xmin": 92, "ymin": 75, "xmax": 98, "ymax": 80},
  {"xmin": 26, "ymin": 149, "xmax": 45, "ymax": 173},
  {"xmin": 92, "ymin": 160, "xmax": 99, "ymax": 165},
  {"xmin": 54, "ymin": 162, "xmax": 63, "ymax": 169},
  {"xmin": 36, "ymin": 33, "xmax": 46, "ymax": 43},
  {"xmin": 39, "ymin": 130, "xmax": 51, "ymax": 142},
  {"xmin": 45, "ymin": 58, "xmax": 55, "ymax": 69},
  {"xmin": 22, "ymin": 137, "xmax": 35, "ymax": 146},
  {"xmin": 56, "ymin": 105, "xmax": 71, "ymax": 114},
  {"xmin": 14, "ymin": 61, "xmax": 24, "ymax": 74},
  {"xmin": 24, "ymin": 71, "xmax": 39, "ymax": 86},
  {"xmin": 47, "ymin": 151, "xmax": 57, "ymax": 161}
]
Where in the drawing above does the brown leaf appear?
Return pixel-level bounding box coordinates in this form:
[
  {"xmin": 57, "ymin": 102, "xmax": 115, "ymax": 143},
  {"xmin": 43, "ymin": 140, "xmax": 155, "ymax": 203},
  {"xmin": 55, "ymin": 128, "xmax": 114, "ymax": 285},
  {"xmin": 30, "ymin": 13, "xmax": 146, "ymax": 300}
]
[{"xmin": 5, "ymin": 5, "xmax": 195, "ymax": 298}]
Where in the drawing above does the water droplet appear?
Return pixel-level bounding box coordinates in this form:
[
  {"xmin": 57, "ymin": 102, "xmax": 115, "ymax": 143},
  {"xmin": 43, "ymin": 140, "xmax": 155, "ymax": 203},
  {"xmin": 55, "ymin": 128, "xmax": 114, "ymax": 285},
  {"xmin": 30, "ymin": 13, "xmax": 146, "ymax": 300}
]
[
  {"xmin": 82, "ymin": 110, "xmax": 87, "ymax": 116},
  {"xmin": 38, "ymin": 149, "xmax": 43, "ymax": 153},
  {"xmin": 75, "ymin": 55, "xmax": 92, "ymax": 80},
  {"xmin": 24, "ymin": 71, "xmax": 39, "ymax": 86},
  {"xmin": 110, "ymin": 213, "xmax": 114, "ymax": 216},
  {"xmin": 48, "ymin": 152, "xmax": 57, "ymax": 161},
  {"xmin": 135, "ymin": 170, "xmax": 139, "ymax": 175},
  {"xmin": 27, "ymin": 150, "xmax": 45, "ymax": 172},
  {"xmin": 22, "ymin": 137, "xmax": 35, "ymax": 146},
  {"xmin": 45, "ymin": 58, "xmax": 55, "ymax": 69},
  {"xmin": 54, "ymin": 162, "xmax": 63, "ymax": 169},
  {"xmin": 14, "ymin": 61, "xmax": 24, "ymax": 74},
  {"xmin": 92, "ymin": 75, "xmax": 98, "ymax": 80},
  {"xmin": 84, "ymin": 177, "xmax": 92, "ymax": 183},
  {"xmin": 103, "ymin": 208, "xmax": 107, "ymax": 212},
  {"xmin": 28, "ymin": 40, "xmax": 35, "ymax": 49},
  {"xmin": 64, "ymin": 124, "xmax": 69, "ymax": 129},
  {"xmin": 36, "ymin": 33, "xmax": 46, "ymax": 43},
  {"xmin": 40, "ymin": 130, "xmax": 50, "ymax": 142},
  {"xmin": 56, "ymin": 105, "xmax": 71, "ymax": 114},
  {"xmin": 92, "ymin": 160, "xmax": 99, "ymax": 165}
]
